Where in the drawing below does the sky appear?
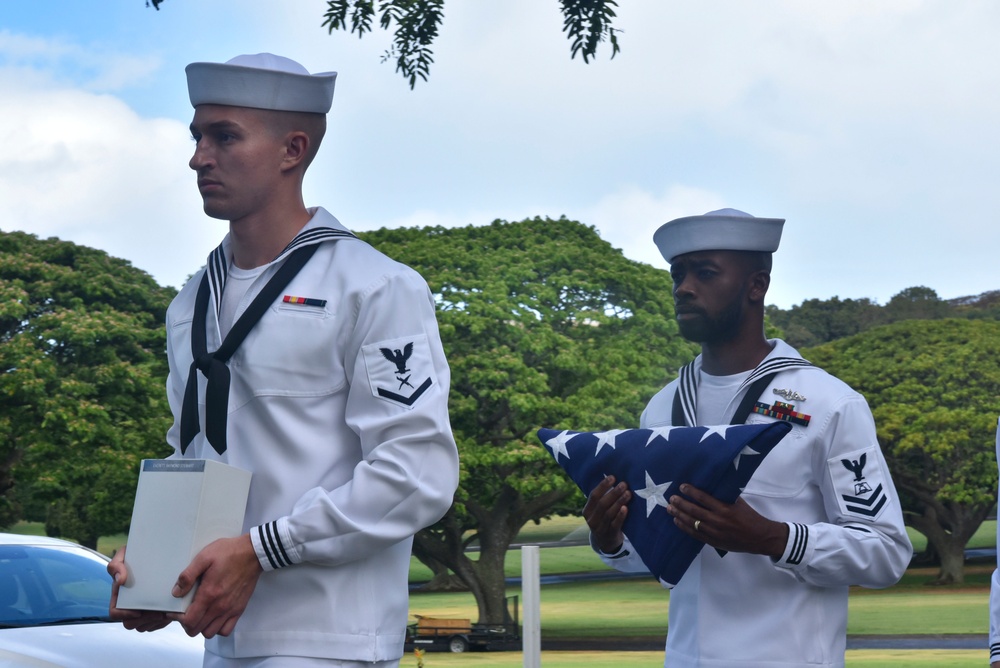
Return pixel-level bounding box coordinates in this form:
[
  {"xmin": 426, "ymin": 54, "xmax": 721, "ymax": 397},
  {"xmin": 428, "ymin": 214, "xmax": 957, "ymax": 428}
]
[{"xmin": 1, "ymin": 0, "xmax": 998, "ymax": 309}]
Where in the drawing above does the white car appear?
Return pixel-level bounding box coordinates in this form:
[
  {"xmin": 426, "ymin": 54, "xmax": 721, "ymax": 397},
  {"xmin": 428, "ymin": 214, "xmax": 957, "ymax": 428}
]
[{"xmin": 0, "ymin": 533, "xmax": 203, "ymax": 667}]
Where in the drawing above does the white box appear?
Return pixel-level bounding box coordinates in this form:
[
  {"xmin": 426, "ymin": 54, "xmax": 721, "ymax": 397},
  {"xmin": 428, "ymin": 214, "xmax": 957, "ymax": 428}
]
[{"xmin": 116, "ymin": 459, "xmax": 251, "ymax": 612}]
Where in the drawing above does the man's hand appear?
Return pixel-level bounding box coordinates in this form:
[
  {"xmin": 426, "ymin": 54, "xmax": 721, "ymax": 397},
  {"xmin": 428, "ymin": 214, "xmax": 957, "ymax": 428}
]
[
  {"xmin": 583, "ymin": 475, "xmax": 631, "ymax": 554},
  {"xmin": 667, "ymin": 484, "xmax": 789, "ymax": 559},
  {"xmin": 168, "ymin": 534, "xmax": 263, "ymax": 639},
  {"xmin": 107, "ymin": 546, "xmax": 172, "ymax": 632}
]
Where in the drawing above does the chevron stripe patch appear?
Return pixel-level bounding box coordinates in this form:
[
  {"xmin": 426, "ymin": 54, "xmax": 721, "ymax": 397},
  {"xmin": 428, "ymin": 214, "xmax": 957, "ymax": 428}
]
[{"xmin": 828, "ymin": 446, "xmax": 891, "ymax": 521}]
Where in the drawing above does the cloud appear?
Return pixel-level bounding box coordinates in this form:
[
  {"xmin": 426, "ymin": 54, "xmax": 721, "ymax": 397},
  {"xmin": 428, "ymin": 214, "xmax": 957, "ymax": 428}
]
[
  {"xmin": 2, "ymin": 1, "xmax": 999, "ymax": 309},
  {"xmin": 0, "ymin": 30, "xmax": 162, "ymax": 91},
  {"xmin": 0, "ymin": 71, "xmax": 214, "ymax": 288}
]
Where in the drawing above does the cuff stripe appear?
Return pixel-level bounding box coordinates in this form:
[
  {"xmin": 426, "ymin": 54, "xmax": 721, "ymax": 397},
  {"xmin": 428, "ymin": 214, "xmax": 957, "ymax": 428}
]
[
  {"xmin": 258, "ymin": 524, "xmax": 280, "ymax": 570},
  {"xmin": 257, "ymin": 521, "xmax": 292, "ymax": 569},
  {"xmin": 786, "ymin": 523, "xmax": 807, "ymax": 565},
  {"xmin": 272, "ymin": 522, "xmax": 293, "ymax": 566},
  {"xmin": 263, "ymin": 521, "xmax": 290, "ymax": 568}
]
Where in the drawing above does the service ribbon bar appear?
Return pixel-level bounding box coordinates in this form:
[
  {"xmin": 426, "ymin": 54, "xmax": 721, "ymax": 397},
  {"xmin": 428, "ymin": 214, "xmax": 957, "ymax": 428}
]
[
  {"xmin": 752, "ymin": 400, "xmax": 811, "ymax": 427},
  {"xmin": 282, "ymin": 295, "xmax": 327, "ymax": 307}
]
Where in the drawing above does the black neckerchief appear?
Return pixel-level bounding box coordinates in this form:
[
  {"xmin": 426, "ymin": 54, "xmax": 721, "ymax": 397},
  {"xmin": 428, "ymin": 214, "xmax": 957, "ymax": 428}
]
[{"xmin": 179, "ymin": 227, "xmax": 356, "ymax": 454}]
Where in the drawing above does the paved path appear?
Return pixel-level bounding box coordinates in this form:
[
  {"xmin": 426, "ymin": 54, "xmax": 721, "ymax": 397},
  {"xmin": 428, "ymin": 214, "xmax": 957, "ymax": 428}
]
[
  {"xmin": 540, "ymin": 635, "xmax": 988, "ymax": 651},
  {"xmin": 847, "ymin": 634, "xmax": 987, "ymax": 650}
]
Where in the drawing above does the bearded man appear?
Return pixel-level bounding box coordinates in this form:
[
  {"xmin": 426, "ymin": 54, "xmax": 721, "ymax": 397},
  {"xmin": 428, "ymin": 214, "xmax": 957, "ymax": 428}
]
[{"xmin": 584, "ymin": 209, "xmax": 912, "ymax": 668}]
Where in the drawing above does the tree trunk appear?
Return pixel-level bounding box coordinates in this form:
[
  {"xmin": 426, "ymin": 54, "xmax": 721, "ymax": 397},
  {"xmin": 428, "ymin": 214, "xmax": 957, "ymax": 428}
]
[
  {"xmin": 411, "ymin": 488, "xmax": 577, "ymax": 624},
  {"xmin": 415, "ymin": 556, "xmax": 466, "ymax": 591},
  {"xmin": 932, "ymin": 541, "xmax": 966, "ymax": 585},
  {"xmin": 470, "ymin": 539, "xmax": 513, "ymax": 624},
  {"xmin": 905, "ymin": 497, "xmax": 993, "ymax": 586},
  {"xmin": 411, "ymin": 544, "xmax": 451, "ymax": 588},
  {"xmin": 910, "ymin": 539, "xmax": 938, "ymax": 566},
  {"xmin": 474, "ymin": 566, "xmax": 510, "ymax": 623},
  {"xmin": 0, "ymin": 443, "xmax": 23, "ymax": 528}
]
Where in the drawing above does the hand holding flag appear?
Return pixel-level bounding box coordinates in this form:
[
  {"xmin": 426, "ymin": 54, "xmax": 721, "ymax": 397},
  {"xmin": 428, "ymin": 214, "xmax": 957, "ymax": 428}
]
[{"xmin": 537, "ymin": 422, "xmax": 792, "ymax": 587}]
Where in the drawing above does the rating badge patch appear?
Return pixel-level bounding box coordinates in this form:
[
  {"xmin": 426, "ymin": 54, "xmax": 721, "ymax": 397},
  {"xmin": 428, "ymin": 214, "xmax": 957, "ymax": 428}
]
[
  {"xmin": 828, "ymin": 446, "xmax": 890, "ymax": 521},
  {"xmin": 363, "ymin": 334, "xmax": 436, "ymax": 409}
]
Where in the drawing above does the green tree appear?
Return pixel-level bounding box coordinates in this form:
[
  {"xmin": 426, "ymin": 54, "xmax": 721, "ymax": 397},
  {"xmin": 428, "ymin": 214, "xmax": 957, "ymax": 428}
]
[
  {"xmin": 360, "ymin": 217, "xmax": 694, "ymax": 622},
  {"xmin": 765, "ymin": 296, "xmax": 885, "ymax": 348},
  {"xmin": 883, "ymin": 286, "xmax": 949, "ymax": 323},
  {"xmin": 148, "ymin": 1, "xmax": 621, "ymax": 89},
  {"xmin": 949, "ymin": 289, "xmax": 1000, "ymax": 320},
  {"xmin": 0, "ymin": 230, "xmax": 175, "ymax": 548},
  {"xmin": 805, "ymin": 319, "xmax": 1000, "ymax": 584}
]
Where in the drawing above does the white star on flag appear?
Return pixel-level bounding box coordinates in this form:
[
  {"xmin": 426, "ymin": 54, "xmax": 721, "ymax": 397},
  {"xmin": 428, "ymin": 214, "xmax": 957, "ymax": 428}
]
[
  {"xmin": 635, "ymin": 470, "xmax": 672, "ymax": 517},
  {"xmin": 646, "ymin": 427, "xmax": 676, "ymax": 447},
  {"xmin": 699, "ymin": 424, "xmax": 732, "ymax": 443},
  {"xmin": 545, "ymin": 430, "xmax": 575, "ymax": 462},
  {"xmin": 595, "ymin": 429, "xmax": 625, "ymax": 455},
  {"xmin": 733, "ymin": 445, "xmax": 760, "ymax": 470}
]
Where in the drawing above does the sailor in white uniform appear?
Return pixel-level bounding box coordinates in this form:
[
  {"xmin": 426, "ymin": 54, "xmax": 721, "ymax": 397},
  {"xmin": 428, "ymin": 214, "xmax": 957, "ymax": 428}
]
[
  {"xmin": 584, "ymin": 209, "xmax": 912, "ymax": 668},
  {"xmin": 109, "ymin": 53, "xmax": 459, "ymax": 668}
]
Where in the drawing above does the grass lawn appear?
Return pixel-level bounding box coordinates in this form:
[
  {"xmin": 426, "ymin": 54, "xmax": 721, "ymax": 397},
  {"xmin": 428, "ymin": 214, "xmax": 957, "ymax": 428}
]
[
  {"xmin": 409, "ymin": 579, "xmax": 669, "ymax": 640},
  {"xmin": 407, "ymin": 570, "xmax": 992, "ymax": 639},
  {"xmin": 405, "ymin": 518, "xmax": 997, "ymax": 638},
  {"xmin": 402, "ymin": 652, "xmax": 668, "ymax": 667},
  {"xmin": 392, "ymin": 650, "xmax": 988, "ymax": 667},
  {"xmin": 845, "ymin": 651, "xmax": 986, "ymax": 667}
]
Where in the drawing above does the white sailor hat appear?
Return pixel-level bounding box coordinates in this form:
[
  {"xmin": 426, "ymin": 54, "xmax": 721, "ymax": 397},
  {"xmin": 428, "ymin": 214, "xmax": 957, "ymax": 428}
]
[
  {"xmin": 185, "ymin": 53, "xmax": 337, "ymax": 114},
  {"xmin": 653, "ymin": 208, "xmax": 784, "ymax": 263}
]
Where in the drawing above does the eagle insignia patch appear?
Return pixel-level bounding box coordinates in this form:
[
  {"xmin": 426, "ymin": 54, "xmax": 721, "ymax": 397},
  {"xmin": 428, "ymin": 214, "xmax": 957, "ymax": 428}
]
[
  {"xmin": 363, "ymin": 334, "xmax": 436, "ymax": 409},
  {"xmin": 828, "ymin": 446, "xmax": 890, "ymax": 521}
]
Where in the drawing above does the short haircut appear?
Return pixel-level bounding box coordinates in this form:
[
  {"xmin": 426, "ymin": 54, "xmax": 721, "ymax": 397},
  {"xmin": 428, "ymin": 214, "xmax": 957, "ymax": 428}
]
[{"xmin": 264, "ymin": 109, "xmax": 328, "ymax": 171}]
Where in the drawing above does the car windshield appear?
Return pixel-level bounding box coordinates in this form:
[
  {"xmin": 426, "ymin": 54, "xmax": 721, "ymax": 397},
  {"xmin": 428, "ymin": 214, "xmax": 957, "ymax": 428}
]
[{"xmin": 0, "ymin": 543, "xmax": 112, "ymax": 627}]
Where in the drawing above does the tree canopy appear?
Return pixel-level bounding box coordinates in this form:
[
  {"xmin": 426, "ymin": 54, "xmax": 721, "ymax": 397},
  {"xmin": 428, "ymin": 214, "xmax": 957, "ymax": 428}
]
[
  {"xmin": 805, "ymin": 319, "xmax": 1000, "ymax": 584},
  {"xmin": 148, "ymin": 1, "xmax": 621, "ymax": 89},
  {"xmin": 0, "ymin": 230, "xmax": 176, "ymax": 548},
  {"xmin": 360, "ymin": 216, "xmax": 694, "ymax": 622},
  {"xmin": 765, "ymin": 286, "xmax": 977, "ymax": 349},
  {"xmin": 883, "ymin": 286, "xmax": 950, "ymax": 322},
  {"xmin": 765, "ymin": 297, "xmax": 884, "ymax": 349}
]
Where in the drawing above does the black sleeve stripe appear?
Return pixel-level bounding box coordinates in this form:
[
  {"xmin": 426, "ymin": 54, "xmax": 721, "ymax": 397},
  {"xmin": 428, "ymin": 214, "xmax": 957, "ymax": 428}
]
[
  {"xmin": 263, "ymin": 521, "xmax": 291, "ymax": 568},
  {"xmin": 257, "ymin": 521, "xmax": 292, "ymax": 569},
  {"xmin": 786, "ymin": 523, "xmax": 808, "ymax": 565},
  {"xmin": 258, "ymin": 524, "xmax": 280, "ymax": 570},
  {"xmin": 272, "ymin": 523, "xmax": 293, "ymax": 566}
]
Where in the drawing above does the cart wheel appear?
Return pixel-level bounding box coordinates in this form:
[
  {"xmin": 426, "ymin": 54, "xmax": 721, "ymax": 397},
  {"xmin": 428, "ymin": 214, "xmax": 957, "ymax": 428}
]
[{"xmin": 448, "ymin": 636, "xmax": 469, "ymax": 653}]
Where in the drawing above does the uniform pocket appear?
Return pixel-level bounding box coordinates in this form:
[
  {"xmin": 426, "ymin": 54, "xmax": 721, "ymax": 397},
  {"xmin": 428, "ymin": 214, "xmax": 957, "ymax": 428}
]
[
  {"xmin": 232, "ymin": 306, "xmax": 346, "ymax": 399},
  {"xmin": 741, "ymin": 417, "xmax": 811, "ymax": 497}
]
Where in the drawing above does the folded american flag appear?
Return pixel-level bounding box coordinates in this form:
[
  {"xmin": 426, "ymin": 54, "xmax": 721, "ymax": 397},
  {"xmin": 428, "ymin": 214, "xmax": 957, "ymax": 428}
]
[{"xmin": 537, "ymin": 422, "xmax": 792, "ymax": 587}]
